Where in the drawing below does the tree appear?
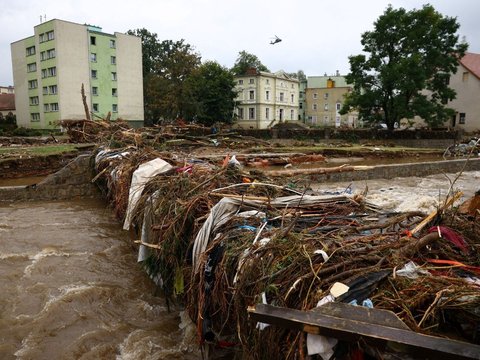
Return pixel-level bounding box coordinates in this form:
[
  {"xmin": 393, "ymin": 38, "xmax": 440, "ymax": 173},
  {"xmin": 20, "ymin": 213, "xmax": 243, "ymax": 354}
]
[
  {"xmin": 341, "ymin": 5, "xmax": 467, "ymax": 130},
  {"xmin": 184, "ymin": 61, "xmax": 237, "ymax": 126},
  {"xmin": 231, "ymin": 51, "xmax": 269, "ymax": 75},
  {"xmin": 286, "ymin": 70, "xmax": 307, "ymax": 82},
  {"xmin": 127, "ymin": 29, "xmax": 201, "ymax": 124}
]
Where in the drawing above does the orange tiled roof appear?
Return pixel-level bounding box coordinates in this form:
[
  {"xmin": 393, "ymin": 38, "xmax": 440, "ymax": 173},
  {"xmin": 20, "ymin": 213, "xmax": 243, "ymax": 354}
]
[
  {"xmin": 460, "ymin": 52, "xmax": 480, "ymax": 80},
  {"xmin": 0, "ymin": 94, "xmax": 15, "ymax": 111}
]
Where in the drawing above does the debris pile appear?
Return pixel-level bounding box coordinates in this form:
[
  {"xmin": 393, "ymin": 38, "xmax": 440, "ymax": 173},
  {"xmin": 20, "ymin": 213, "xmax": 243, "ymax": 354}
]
[{"xmin": 91, "ymin": 146, "xmax": 480, "ymax": 359}]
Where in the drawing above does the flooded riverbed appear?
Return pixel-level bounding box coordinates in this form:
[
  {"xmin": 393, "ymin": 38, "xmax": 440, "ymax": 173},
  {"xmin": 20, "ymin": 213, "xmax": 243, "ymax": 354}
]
[{"xmin": 0, "ymin": 199, "xmax": 199, "ymax": 360}]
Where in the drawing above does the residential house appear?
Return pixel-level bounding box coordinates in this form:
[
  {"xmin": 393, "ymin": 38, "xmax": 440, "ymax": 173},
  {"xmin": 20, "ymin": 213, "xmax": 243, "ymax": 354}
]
[
  {"xmin": 11, "ymin": 19, "xmax": 144, "ymax": 130},
  {"xmin": 234, "ymin": 69, "xmax": 299, "ymax": 129},
  {"xmin": 0, "ymin": 94, "xmax": 15, "ymax": 117},
  {"xmin": 304, "ymin": 74, "xmax": 358, "ymax": 128},
  {"xmin": 0, "ymin": 86, "xmax": 14, "ymax": 94},
  {"xmin": 446, "ymin": 52, "xmax": 480, "ymax": 132}
]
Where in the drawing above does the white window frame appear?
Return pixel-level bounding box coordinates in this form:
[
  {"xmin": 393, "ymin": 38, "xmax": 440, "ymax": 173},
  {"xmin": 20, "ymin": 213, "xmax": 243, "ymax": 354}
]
[
  {"xmin": 249, "ymin": 90, "xmax": 255, "ymax": 100},
  {"xmin": 112, "ymin": 104, "xmax": 118, "ymax": 113},
  {"xmin": 26, "ymin": 46, "xmax": 35, "ymax": 56},
  {"xmin": 112, "ymin": 88, "xmax": 118, "ymax": 97},
  {"xmin": 27, "ymin": 63, "xmax": 37, "ymax": 72},
  {"xmin": 111, "ymin": 56, "xmax": 116, "ymax": 65},
  {"xmin": 50, "ymin": 103, "xmax": 59, "ymax": 112},
  {"xmin": 92, "ymin": 86, "xmax": 98, "ymax": 96},
  {"xmin": 29, "ymin": 96, "xmax": 39, "ymax": 105},
  {"xmin": 91, "ymin": 53, "xmax": 97, "ymax": 62},
  {"xmin": 266, "ymin": 107, "xmax": 270, "ymax": 120},
  {"xmin": 31, "ymin": 113, "xmax": 40, "ymax": 121},
  {"xmin": 111, "ymin": 72, "xmax": 117, "ymax": 81},
  {"xmin": 110, "ymin": 39, "xmax": 116, "ymax": 48},
  {"xmin": 49, "ymin": 85, "xmax": 57, "ymax": 94},
  {"xmin": 91, "ymin": 70, "xmax": 97, "ymax": 79},
  {"xmin": 265, "ymin": 90, "xmax": 270, "ymax": 101}
]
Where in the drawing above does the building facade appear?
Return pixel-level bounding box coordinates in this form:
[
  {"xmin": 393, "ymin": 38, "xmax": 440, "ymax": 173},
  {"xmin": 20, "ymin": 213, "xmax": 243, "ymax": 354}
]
[
  {"xmin": 0, "ymin": 94, "xmax": 15, "ymax": 117},
  {"xmin": 304, "ymin": 75, "xmax": 358, "ymax": 128},
  {"xmin": 0, "ymin": 86, "xmax": 14, "ymax": 94},
  {"xmin": 446, "ymin": 52, "xmax": 480, "ymax": 133},
  {"xmin": 11, "ymin": 19, "xmax": 144, "ymax": 129},
  {"xmin": 234, "ymin": 69, "xmax": 299, "ymax": 129}
]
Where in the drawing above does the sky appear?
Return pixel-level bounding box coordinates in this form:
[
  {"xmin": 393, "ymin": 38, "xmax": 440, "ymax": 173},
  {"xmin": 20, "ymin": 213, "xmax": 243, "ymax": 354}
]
[{"xmin": 1, "ymin": 0, "xmax": 479, "ymax": 86}]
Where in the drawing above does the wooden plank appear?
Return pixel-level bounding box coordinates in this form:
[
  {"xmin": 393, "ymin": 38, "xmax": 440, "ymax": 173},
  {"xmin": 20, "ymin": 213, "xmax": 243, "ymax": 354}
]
[
  {"xmin": 248, "ymin": 304, "xmax": 480, "ymax": 360},
  {"xmin": 313, "ymin": 302, "xmax": 410, "ymax": 330}
]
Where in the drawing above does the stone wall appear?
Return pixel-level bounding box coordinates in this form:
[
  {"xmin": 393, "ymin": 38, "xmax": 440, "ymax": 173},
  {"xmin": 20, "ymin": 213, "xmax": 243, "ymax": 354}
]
[
  {"xmin": 0, "ymin": 154, "xmax": 100, "ymax": 201},
  {"xmin": 306, "ymin": 157, "xmax": 480, "ymax": 183}
]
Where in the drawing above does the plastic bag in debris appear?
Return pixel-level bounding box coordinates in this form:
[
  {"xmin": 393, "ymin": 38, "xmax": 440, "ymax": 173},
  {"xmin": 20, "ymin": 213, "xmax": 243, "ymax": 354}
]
[
  {"xmin": 307, "ymin": 294, "xmax": 337, "ymax": 358},
  {"xmin": 336, "ymin": 270, "xmax": 390, "ymax": 304},
  {"xmin": 123, "ymin": 158, "xmax": 173, "ymax": 230},
  {"xmin": 395, "ymin": 261, "xmax": 431, "ymax": 279}
]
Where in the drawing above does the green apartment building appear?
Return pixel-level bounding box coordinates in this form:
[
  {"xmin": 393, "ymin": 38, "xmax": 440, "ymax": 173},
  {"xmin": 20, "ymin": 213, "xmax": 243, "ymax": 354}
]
[{"xmin": 11, "ymin": 19, "xmax": 144, "ymax": 129}]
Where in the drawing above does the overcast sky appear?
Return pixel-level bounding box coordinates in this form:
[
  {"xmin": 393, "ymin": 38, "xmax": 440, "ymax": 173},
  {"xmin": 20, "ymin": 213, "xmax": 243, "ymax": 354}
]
[{"xmin": 1, "ymin": 0, "xmax": 479, "ymax": 86}]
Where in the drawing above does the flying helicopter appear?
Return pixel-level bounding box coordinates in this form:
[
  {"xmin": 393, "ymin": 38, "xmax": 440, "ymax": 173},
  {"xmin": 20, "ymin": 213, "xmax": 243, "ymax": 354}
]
[{"xmin": 270, "ymin": 35, "xmax": 282, "ymax": 45}]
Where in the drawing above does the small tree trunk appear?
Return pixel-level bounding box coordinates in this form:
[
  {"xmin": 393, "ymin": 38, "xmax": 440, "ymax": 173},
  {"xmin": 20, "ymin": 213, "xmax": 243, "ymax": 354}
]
[{"xmin": 81, "ymin": 84, "xmax": 91, "ymax": 121}]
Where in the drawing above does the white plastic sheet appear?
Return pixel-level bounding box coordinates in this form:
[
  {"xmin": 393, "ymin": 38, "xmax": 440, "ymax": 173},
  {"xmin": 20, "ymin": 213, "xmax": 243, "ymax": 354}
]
[{"xmin": 123, "ymin": 158, "xmax": 173, "ymax": 230}]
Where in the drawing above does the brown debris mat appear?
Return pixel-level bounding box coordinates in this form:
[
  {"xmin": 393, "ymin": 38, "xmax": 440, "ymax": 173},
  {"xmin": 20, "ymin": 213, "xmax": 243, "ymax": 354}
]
[{"xmin": 91, "ymin": 145, "xmax": 480, "ymax": 359}]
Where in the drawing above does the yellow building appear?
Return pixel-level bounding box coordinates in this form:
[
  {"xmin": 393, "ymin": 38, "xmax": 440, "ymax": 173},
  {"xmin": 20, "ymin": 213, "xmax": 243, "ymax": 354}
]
[
  {"xmin": 234, "ymin": 69, "xmax": 299, "ymax": 129},
  {"xmin": 304, "ymin": 75, "xmax": 358, "ymax": 128}
]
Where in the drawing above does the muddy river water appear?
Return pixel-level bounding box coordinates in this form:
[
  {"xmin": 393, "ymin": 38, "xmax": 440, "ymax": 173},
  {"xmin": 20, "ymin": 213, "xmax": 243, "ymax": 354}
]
[
  {"xmin": 0, "ymin": 170, "xmax": 478, "ymax": 359},
  {"xmin": 0, "ymin": 199, "xmax": 199, "ymax": 360}
]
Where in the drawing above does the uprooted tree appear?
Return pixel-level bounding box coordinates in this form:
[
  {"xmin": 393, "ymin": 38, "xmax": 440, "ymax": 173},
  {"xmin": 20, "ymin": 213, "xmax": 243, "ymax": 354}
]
[{"xmin": 341, "ymin": 4, "xmax": 468, "ymax": 130}]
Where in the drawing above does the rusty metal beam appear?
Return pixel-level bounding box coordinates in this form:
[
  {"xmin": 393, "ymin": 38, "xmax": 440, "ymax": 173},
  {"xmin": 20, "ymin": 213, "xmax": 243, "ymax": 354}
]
[{"xmin": 248, "ymin": 303, "xmax": 480, "ymax": 360}]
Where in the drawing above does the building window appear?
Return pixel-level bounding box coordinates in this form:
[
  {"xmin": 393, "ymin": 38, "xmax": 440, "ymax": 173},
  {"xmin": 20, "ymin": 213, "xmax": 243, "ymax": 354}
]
[
  {"xmin": 27, "ymin": 63, "xmax": 37, "ymax": 72},
  {"xmin": 47, "ymin": 49, "xmax": 55, "ymax": 59},
  {"xmin": 112, "ymin": 104, "xmax": 118, "ymax": 112},
  {"xmin": 336, "ymin": 103, "xmax": 341, "ymax": 111},
  {"xmin": 26, "ymin": 46, "xmax": 35, "ymax": 56},
  {"xmin": 41, "ymin": 69, "xmax": 47, "ymax": 78},
  {"xmin": 92, "ymin": 87, "xmax": 98, "ymax": 96},
  {"xmin": 28, "ymin": 80, "xmax": 38, "ymax": 89},
  {"xmin": 39, "ymin": 33, "xmax": 46, "ymax": 43},
  {"xmin": 280, "ymin": 82, "xmax": 284, "ymax": 87},
  {"xmin": 324, "ymin": 103, "xmax": 329, "ymax": 111},
  {"xmin": 29, "ymin": 96, "xmax": 39, "ymax": 105},
  {"xmin": 237, "ymin": 108, "xmax": 244, "ymax": 120},
  {"xmin": 459, "ymin": 113, "xmax": 466, "ymax": 124},
  {"xmin": 266, "ymin": 108, "xmax": 270, "ymax": 120},
  {"xmin": 238, "ymin": 79, "xmax": 243, "ymax": 85},
  {"xmin": 266, "ymin": 79, "xmax": 269, "ymax": 85},
  {"xmin": 279, "ymin": 92, "xmax": 284, "ymax": 102},
  {"xmin": 31, "ymin": 113, "xmax": 40, "ymax": 121},
  {"xmin": 44, "ymin": 104, "xmax": 50, "ymax": 112},
  {"xmin": 90, "ymin": 36, "xmax": 96, "ymax": 45},
  {"xmin": 93, "ymin": 103, "xmax": 99, "ymax": 112},
  {"xmin": 313, "ymin": 104, "xmax": 317, "ymax": 111},
  {"xmin": 249, "ymin": 78, "xmax": 254, "ymax": 84},
  {"xmin": 50, "ymin": 103, "xmax": 59, "ymax": 112},
  {"xmin": 248, "ymin": 107, "xmax": 255, "ymax": 120},
  {"xmin": 291, "ymin": 84, "xmax": 295, "ymax": 89},
  {"xmin": 313, "ymin": 93, "xmax": 318, "ymax": 99},
  {"xmin": 91, "ymin": 70, "xmax": 97, "ymax": 79},
  {"xmin": 110, "ymin": 39, "xmax": 116, "ymax": 48},
  {"xmin": 42, "ymin": 87, "xmax": 48, "ymax": 95},
  {"xmin": 299, "ymin": 102, "xmax": 303, "ymax": 109},
  {"xmin": 47, "ymin": 67, "xmax": 56, "ymax": 77},
  {"xmin": 40, "ymin": 51, "xmax": 46, "ymax": 61},
  {"xmin": 249, "ymin": 90, "xmax": 255, "ymax": 100},
  {"xmin": 291, "ymin": 94, "xmax": 294, "ymax": 103},
  {"xmin": 324, "ymin": 93, "xmax": 329, "ymax": 99},
  {"xmin": 462, "ymin": 72, "xmax": 469, "ymax": 82},
  {"xmin": 90, "ymin": 53, "xmax": 97, "ymax": 62},
  {"xmin": 112, "ymin": 88, "xmax": 118, "ymax": 97},
  {"xmin": 46, "ymin": 31, "xmax": 54, "ymax": 41},
  {"xmin": 49, "ymin": 85, "xmax": 57, "ymax": 94},
  {"xmin": 291, "ymin": 109, "xmax": 294, "ymax": 119},
  {"xmin": 265, "ymin": 90, "xmax": 270, "ymax": 101},
  {"xmin": 111, "ymin": 56, "xmax": 116, "ymax": 65},
  {"xmin": 111, "ymin": 72, "xmax": 117, "ymax": 81}
]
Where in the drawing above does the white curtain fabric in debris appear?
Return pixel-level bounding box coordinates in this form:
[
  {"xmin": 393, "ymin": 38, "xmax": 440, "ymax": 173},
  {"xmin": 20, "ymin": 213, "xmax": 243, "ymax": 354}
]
[{"xmin": 123, "ymin": 158, "xmax": 173, "ymax": 230}]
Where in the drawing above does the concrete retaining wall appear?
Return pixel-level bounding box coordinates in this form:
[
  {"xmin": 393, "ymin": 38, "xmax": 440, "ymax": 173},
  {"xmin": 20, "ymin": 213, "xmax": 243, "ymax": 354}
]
[
  {"xmin": 307, "ymin": 157, "xmax": 480, "ymax": 183},
  {"xmin": 0, "ymin": 154, "xmax": 100, "ymax": 202}
]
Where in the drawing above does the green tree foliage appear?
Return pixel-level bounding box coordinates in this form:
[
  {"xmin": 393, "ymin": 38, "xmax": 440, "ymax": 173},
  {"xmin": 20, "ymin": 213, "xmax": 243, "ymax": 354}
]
[
  {"xmin": 341, "ymin": 5, "xmax": 467, "ymax": 130},
  {"xmin": 127, "ymin": 29, "xmax": 201, "ymax": 124},
  {"xmin": 231, "ymin": 50, "xmax": 270, "ymax": 75},
  {"xmin": 184, "ymin": 61, "xmax": 237, "ymax": 126}
]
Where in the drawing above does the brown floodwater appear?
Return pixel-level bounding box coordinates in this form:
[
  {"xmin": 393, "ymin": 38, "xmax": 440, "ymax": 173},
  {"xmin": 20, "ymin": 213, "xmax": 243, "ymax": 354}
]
[{"xmin": 0, "ymin": 199, "xmax": 200, "ymax": 360}]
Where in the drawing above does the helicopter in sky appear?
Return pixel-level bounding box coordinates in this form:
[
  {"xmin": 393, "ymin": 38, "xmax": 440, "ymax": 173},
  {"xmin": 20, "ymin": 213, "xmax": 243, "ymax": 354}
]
[{"xmin": 270, "ymin": 35, "xmax": 282, "ymax": 45}]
